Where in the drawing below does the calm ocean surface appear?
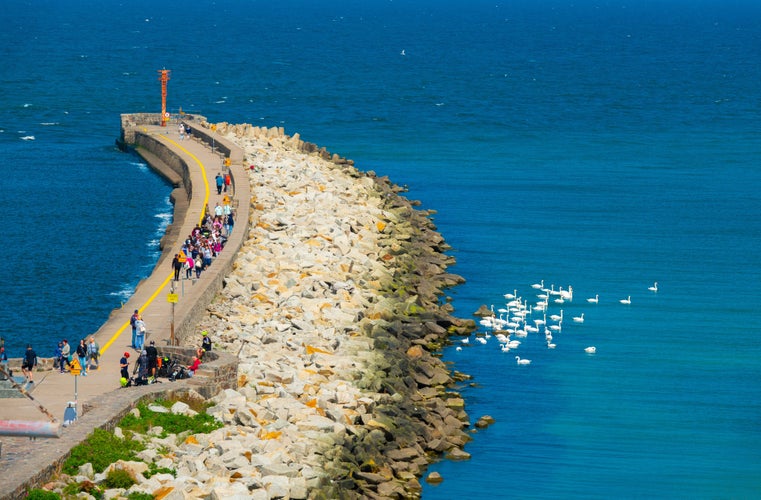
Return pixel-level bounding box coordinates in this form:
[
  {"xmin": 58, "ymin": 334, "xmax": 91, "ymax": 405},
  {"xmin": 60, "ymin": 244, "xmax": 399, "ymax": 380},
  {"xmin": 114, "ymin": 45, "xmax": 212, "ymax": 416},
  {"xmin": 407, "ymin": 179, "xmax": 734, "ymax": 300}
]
[{"xmin": 2, "ymin": 0, "xmax": 760, "ymax": 497}]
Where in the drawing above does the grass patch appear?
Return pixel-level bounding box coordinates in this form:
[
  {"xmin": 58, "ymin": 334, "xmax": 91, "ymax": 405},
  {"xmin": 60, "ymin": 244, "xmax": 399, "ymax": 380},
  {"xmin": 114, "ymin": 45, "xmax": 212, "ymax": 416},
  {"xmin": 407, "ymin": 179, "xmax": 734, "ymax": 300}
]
[
  {"xmin": 26, "ymin": 490, "xmax": 60, "ymax": 500},
  {"xmin": 61, "ymin": 395, "xmax": 221, "ymax": 479},
  {"xmin": 62, "ymin": 428, "xmax": 145, "ymax": 475},
  {"xmin": 119, "ymin": 399, "xmax": 222, "ymax": 438}
]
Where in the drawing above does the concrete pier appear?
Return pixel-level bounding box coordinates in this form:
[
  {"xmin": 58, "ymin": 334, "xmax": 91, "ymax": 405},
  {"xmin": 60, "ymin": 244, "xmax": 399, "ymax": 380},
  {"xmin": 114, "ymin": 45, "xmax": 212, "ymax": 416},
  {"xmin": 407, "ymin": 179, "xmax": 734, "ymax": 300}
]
[{"xmin": 0, "ymin": 114, "xmax": 247, "ymax": 499}]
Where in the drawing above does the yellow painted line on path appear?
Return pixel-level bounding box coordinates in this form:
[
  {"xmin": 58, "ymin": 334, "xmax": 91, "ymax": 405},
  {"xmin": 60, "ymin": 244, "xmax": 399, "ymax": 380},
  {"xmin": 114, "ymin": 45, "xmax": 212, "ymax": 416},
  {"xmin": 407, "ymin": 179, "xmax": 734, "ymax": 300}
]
[{"xmin": 101, "ymin": 132, "xmax": 210, "ymax": 354}]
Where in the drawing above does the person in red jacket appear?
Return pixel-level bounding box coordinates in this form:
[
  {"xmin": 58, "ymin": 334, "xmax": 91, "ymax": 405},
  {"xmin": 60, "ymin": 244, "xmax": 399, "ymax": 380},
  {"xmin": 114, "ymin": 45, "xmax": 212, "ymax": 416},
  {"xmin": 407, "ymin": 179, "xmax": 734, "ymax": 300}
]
[{"xmin": 187, "ymin": 355, "xmax": 201, "ymax": 376}]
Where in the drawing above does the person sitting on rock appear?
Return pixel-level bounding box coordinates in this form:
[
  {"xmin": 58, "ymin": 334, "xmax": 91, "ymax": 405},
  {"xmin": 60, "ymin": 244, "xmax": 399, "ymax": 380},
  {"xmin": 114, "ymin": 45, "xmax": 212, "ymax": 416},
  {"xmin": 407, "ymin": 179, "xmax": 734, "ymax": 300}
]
[{"xmin": 187, "ymin": 355, "xmax": 201, "ymax": 377}]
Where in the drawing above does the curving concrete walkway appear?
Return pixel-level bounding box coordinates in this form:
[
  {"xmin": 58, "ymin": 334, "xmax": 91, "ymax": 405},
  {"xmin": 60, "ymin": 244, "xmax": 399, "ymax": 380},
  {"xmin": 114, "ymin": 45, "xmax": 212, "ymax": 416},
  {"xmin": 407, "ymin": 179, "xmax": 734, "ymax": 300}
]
[{"xmin": 0, "ymin": 116, "xmax": 249, "ymax": 497}]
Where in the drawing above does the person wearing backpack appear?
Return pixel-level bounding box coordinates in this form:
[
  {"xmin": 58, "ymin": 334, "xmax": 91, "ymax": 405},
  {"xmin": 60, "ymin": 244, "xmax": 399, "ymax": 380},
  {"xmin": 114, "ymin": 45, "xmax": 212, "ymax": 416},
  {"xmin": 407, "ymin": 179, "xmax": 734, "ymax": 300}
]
[
  {"xmin": 130, "ymin": 309, "xmax": 139, "ymax": 348},
  {"xmin": 21, "ymin": 345, "xmax": 38, "ymax": 384},
  {"xmin": 87, "ymin": 336, "xmax": 100, "ymax": 370}
]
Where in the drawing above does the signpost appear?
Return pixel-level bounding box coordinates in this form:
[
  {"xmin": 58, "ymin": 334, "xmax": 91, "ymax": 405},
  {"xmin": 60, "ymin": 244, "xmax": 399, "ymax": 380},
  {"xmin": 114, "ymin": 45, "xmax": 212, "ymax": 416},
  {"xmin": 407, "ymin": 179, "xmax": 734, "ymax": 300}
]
[
  {"xmin": 66, "ymin": 358, "xmax": 81, "ymax": 425},
  {"xmin": 168, "ymin": 286, "xmax": 178, "ymax": 346}
]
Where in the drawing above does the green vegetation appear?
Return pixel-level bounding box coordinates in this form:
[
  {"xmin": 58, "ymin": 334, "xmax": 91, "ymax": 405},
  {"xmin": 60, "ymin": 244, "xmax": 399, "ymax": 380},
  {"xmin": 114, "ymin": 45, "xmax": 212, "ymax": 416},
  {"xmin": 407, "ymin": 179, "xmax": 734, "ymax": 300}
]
[
  {"xmin": 145, "ymin": 462, "xmax": 176, "ymax": 478},
  {"xmin": 25, "ymin": 490, "xmax": 60, "ymax": 500},
  {"xmin": 61, "ymin": 396, "xmax": 221, "ymax": 478},
  {"xmin": 62, "ymin": 428, "xmax": 145, "ymax": 475},
  {"xmin": 102, "ymin": 469, "xmax": 135, "ymax": 489},
  {"xmin": 119, "ymin": 399, "xmax": 222, "ymax": 438},
  {"xmin": 127, "ymin": 493, "xmax": 154, "ymax": 500}
]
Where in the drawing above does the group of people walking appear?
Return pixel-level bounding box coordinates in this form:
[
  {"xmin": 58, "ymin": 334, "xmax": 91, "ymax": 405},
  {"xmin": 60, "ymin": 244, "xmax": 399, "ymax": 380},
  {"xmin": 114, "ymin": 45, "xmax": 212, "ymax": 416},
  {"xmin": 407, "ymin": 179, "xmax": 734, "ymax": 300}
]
[
  {"xmin": 55, "ymin": 337, "xmax": 100, "ymax": 376},
  {"xmin": 171, "ymin": 203, "xmax": 234, "ymax": 282}
]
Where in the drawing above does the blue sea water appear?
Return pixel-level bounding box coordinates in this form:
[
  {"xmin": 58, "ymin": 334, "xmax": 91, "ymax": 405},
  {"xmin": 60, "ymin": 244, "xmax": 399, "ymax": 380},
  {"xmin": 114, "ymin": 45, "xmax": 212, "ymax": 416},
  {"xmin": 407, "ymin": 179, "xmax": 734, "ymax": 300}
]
[{"xmin": 2, "ymin": 0, "xmax": 760, "ymax": 497}]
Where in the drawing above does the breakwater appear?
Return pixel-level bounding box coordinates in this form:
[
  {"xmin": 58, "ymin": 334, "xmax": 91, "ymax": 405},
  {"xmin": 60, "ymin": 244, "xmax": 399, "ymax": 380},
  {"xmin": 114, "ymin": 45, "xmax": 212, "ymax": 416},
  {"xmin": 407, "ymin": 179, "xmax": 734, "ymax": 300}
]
[
  {"xmin": 170, "ymin": 121, "xmax": 477, "ymax": 498},
  {"xmin": 24, "ymin": 118, "xmax": 477, "ymax": 499}
]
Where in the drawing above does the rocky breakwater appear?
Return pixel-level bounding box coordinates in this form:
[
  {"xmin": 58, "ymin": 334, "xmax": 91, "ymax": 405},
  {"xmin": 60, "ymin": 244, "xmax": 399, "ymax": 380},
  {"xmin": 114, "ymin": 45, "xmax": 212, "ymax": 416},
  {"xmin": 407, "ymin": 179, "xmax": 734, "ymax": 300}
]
[{"xmin": 147, "ymin": 122, "xmax": 475, "ymax": 499}]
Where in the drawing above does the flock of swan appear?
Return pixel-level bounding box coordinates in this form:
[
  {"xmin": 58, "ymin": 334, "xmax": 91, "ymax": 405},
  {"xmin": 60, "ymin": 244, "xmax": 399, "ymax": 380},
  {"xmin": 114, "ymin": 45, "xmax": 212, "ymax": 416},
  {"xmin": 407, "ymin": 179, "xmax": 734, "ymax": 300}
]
[{"xmin": 457, "ymin": 280, "xmax": 659, "ymax": 366}]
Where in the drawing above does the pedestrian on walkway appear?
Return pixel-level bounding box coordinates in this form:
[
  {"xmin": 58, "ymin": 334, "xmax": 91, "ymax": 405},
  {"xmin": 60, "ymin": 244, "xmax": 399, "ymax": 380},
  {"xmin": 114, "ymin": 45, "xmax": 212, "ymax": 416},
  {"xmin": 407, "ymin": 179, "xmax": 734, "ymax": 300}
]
[
  {"xmin": 120, "ymin": 352, "xmax": 130, "ymax": 382},
  {"xmin": 172, "ymin": 253, "xmax": 183, "ymax": 281},
  {"xmin": 130, "ymin": 309, "xmax": 139, "ymax": 348},
  {"xmin": 53, "ymin": 342, "xmax": 63, "ymax": 371},
  {"xmin": 201, "ymin": 330, "xmax": 212, "ymax": 352},
  {"xmin": 185, "ymin": 256, "xmax": 195, "ymax": 280},
  {"xmin": 76, "ymin": 339, "xmax": 88, "ymax": 376},
  {"xmin": 87, "ymin": 336, "xmax": 100, "ymax": 370},
  {"xmin": 133, "ymin": 350, "xmax": 149, "ymax": 381},
  {"xmin": 178, "ymin": 123, "xmax": 185, "ymax": 140},
  {"xmin": 60, "ymin": 339, "xmax": 71, "ymax": 372},
  {"xmin": 134, "ymin": 315, "xmax": 146, "ymax": 351},
  {"xmin": 21, "ymin": 344, "xmax": 37, "ymax": 384},
  {"xmin": 215, "ymin": 173, "xmax": 224, "ymax": 195},
  {"xmin": 0, "ymin": 346, "xmax": 8, "ymax": 377},
  {"xmin": 146, "ymin": 340, "xmax": 158, "ymax": 379}
]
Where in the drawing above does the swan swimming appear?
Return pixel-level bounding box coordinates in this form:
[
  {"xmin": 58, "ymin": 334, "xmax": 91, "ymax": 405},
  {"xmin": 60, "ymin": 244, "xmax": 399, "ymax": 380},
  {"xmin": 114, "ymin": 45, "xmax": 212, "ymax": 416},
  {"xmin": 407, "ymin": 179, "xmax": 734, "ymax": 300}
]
[
  {"xmin": 587, "ymin": 294, "xmax": 599, "ymax": 303},
  {"xmin": 620, "ymin": 296, "xmax": 631, "ymax": 305},
  {"xmin": 515, "ymin": 356, "xmax": 531, "ymax": 365},
  {"xmin": 584, "ymin": 346, "xmax": 596, "ymax": 354},
  {"xmin": 573, "ymin": 313, "xmax": 585, "ymax": 323},
  {"xmin": 461, "ymin": 338, "xmax": 470, "ymax": 344},
  {"xmin": 648, "ymin": 282, "xmax": 658, "ymax": 292}
]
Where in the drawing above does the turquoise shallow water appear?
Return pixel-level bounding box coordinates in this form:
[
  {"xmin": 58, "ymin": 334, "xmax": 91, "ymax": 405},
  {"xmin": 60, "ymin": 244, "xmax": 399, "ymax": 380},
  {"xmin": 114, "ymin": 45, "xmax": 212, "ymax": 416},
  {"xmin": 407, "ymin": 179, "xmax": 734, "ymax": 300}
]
[{"xmin": 1, "ymin": 0, "xmax": 760, "ymax": 497}]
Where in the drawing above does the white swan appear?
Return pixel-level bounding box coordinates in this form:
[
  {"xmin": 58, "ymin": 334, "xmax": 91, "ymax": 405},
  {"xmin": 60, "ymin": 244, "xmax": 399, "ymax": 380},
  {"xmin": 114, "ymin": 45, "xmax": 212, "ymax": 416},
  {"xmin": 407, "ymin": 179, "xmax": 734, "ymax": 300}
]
[
  {"xmin": 550, "ymin": 310, "xmax": 563, "ymax": 322},
  {"xmin": 515, "ymin": 356, "xmax": 531, "ymax": 365},
  {"xmin": 476, "ymin": 337, "xmax": 487, "ymax": 345},
  {"xmin": 547, "ymin": 341, "xmax": 556, "ymax": 349},
  {"xmin": 587, "ymin": 294, "xmax": 599, "ymax": 304},
  {"xmin": 573, "ymin": 313, "xmax": 585, "ymax": 323},
  {"xmin": 620, "ymin": 296, "xmax": 631, "ymax": 305},
  {"xmin": 648, "ymin": 282, "xmax": 658, "ymax": 292},
  {"xmin": 584, "ymin": 346, "xmax": 596, "ymax": 354},
  {"xmin": 501, "ymin": 344, "xmax": 510, "ymax": 353},
  {"xmin": 455, "ymin": 346, "xmax": 462, "ymax": 351},
  {"xmin": 531, "ymin": 279, "xmax": 544, "ymax": 289},
  {"xmin": 461, "ymin": 338, "xmax": 470, "ymax": 344}
]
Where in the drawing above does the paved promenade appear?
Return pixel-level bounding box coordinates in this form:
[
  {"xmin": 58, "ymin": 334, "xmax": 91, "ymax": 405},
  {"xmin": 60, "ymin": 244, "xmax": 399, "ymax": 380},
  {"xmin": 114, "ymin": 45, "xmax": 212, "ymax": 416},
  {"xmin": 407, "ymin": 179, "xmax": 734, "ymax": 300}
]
[{"xmin": 0, "ymin": 120, "xmax": 247, "ymax": 430}]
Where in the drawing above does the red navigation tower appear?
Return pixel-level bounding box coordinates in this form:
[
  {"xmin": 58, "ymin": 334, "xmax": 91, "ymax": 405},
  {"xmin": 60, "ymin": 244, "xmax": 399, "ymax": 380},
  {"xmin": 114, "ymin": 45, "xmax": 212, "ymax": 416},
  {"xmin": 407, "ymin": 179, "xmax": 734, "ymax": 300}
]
[{"xmin": 158, "ymin": 68, "xmax": 171, "ymax": 126}]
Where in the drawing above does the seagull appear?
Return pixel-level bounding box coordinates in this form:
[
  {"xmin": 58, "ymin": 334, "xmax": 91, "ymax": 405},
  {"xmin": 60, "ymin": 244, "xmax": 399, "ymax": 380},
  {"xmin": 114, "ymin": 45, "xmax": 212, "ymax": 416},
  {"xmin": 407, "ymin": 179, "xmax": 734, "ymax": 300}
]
[
  {"xmin": 400, "ymin": 49, "xmax": 406, "ymax": 56},
  {"xmin": 584, "ymin": 346, "xmax": 596, "ymax": 354},
  {"xmin": 587, "ymin": 294, "xmax": 599, "ymax": 303},
  {"xmin": 648, "ymin": 282, "xmax": 658, "ymax": 292},
  {"xmin": 620, "ymin": 296, "xmax": 631, "ymax": 305}
]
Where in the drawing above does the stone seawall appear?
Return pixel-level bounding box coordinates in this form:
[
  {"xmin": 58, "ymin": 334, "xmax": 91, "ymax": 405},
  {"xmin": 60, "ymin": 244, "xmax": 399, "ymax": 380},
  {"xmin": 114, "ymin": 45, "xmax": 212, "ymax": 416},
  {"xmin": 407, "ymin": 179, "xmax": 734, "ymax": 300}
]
[{"xmin": 1, "ymin": 347, "xmax": 239, "ymax": 500}]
